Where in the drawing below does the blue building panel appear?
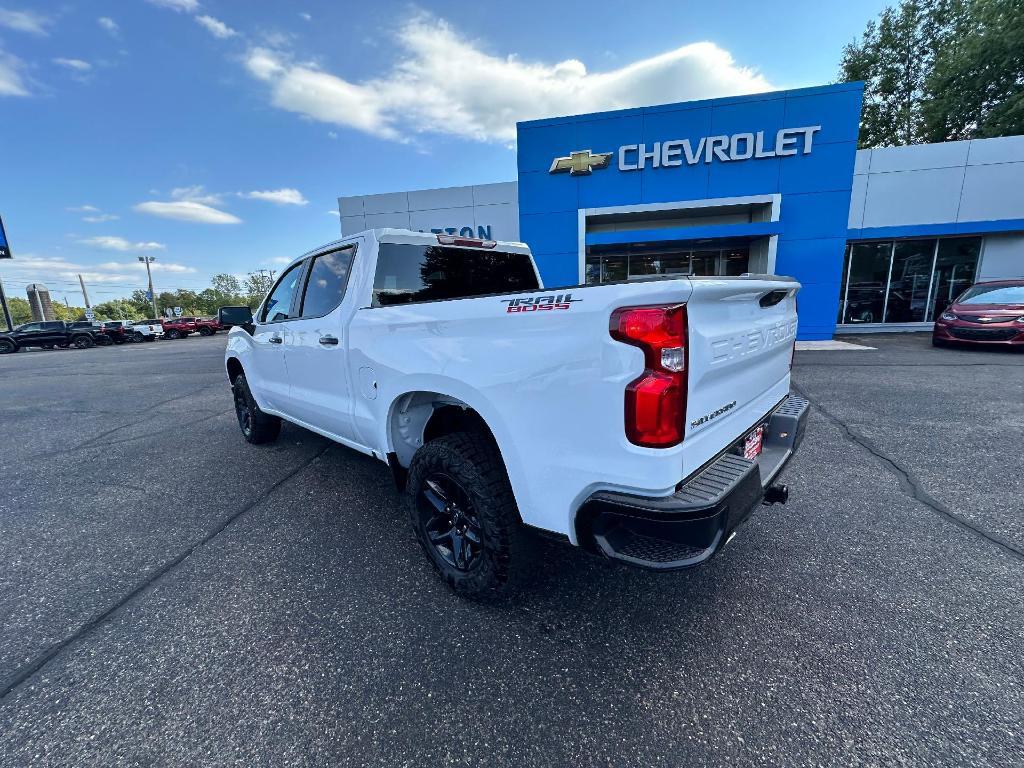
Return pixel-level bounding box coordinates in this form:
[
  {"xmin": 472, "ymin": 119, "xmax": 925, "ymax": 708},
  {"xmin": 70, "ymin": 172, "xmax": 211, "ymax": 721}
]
[{"xmin": 516, "ymin": 82, "xmax": 865, "ymax": 339}]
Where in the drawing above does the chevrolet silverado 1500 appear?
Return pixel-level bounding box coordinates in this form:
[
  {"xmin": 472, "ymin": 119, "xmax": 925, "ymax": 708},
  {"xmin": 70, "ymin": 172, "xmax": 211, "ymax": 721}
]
[{"xmin": 225, "ymin": 229, "xmax": 807, "ymax": 598}]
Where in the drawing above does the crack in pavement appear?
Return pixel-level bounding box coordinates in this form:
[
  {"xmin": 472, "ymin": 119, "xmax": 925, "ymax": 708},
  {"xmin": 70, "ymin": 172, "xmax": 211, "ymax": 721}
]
[
  {"xmin": 793, "ymin": 383, "xmax": 1024, "ymax": 562},
  {"xmin": 0, "ymin": 444, "xmax": 333, "ymax": 704}
]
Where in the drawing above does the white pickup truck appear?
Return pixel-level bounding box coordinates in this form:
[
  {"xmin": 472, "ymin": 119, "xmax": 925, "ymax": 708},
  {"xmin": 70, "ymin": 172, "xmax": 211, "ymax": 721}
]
[{"xmin": 225, "ymin": 229, "xmax": 808, "ymax": 598}]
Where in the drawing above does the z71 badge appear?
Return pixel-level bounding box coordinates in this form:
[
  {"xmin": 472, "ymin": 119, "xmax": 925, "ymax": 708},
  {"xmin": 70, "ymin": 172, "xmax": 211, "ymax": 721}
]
[{"xmin": 501, "ymin": 293, "xmax": 581, "ymax": 313}]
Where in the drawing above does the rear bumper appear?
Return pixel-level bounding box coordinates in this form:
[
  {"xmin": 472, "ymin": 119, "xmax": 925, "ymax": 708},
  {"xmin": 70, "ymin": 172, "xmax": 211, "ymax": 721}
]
[{"xmin": 576, "ymin": 393, "xmax": 809, "ymax": 571}]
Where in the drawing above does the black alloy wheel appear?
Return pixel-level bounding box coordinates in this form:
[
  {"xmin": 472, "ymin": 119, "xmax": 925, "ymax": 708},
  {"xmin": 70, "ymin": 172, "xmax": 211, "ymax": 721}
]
[
  {"xmin": 417, "ymin": 472, "xmax": 485, "ymax": 572},
  {"xmin": 73, "ymin": 335, "xmax": 94, "ymax": 349},
  {"xmin": 199, "ymin": 326, "xmax": 212, "ymax": 336},
  {"xmin": 234, "ymin": 384, "xmax": 253, "ymax": 437},
  {"xmin": 166, "ymin": 329, "xmax": 181, "ymax": 340},
  {"xmin": 0, "ymin": 339, "xmax": 15, "ymax": 354}
]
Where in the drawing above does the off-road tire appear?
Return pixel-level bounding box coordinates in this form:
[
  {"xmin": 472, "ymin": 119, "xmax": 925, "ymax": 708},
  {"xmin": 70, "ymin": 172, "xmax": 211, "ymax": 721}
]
[
  {"xmin": 232, "ymin": 373, "xmax": 281, "ymax": 445},
  {"xmin": 72, "ymin": 334, "xmax": 94, "ymax": 349},
  {"xmin": 406, "ymin": 432, "xmax": 535, "ymax": 600}
]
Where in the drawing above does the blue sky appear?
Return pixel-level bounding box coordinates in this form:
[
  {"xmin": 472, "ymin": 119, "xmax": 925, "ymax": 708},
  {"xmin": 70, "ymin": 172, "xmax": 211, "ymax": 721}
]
[{"xmin": 0, "ymin": 0, "xmax": 889, "ymax": 305}]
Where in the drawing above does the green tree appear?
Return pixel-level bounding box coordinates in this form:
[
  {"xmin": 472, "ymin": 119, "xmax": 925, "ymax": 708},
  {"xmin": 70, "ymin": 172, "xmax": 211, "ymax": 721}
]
[
  {"xmin": 5, "ymin": 297, "xmax": 32, "ymax": 326},
  {"xmin": 840, "ymin": 0, "xmax": 1021, "ymax": 147},
  {"xmin": 211, "ymin": 273, "xmax": 242, "ymax": 296},
  {"xmin": 244, "ymin": 272, "xmax": 274, "ymax": 307},
  {"xmin": 93, "ymin": 299, "xmax": 142, "ymax": 321},
  {"xmin": 923, "ymin": 0, "xmax": 1024, "ymax": 141}
]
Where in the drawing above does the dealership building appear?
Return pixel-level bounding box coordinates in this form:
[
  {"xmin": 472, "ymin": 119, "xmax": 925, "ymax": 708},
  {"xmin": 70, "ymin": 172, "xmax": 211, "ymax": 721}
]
[{"xmin": 338, "ymin": 82, "xmax": 1024, "ymax": 339}]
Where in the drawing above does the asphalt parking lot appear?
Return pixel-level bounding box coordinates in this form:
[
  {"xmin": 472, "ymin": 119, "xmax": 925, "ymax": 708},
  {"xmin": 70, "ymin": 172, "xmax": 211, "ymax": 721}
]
[{"xmin": 0, "ymin": 334, "xmax": 1021, "ymax": 767}]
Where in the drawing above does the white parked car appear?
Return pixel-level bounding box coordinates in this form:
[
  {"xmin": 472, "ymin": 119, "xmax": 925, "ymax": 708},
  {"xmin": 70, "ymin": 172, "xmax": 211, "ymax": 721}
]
[
  {"xmin": 129, "ymin": 320, "xmax": 164, "ymax": 342},
  {"xmin": 225, "ymin": 229, "xmax": 807, "ymax": 598}
]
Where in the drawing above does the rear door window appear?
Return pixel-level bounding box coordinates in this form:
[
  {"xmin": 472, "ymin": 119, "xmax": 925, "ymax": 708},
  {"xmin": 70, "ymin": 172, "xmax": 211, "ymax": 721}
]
[
  {"xmin": 372, "ymin": 244, "xmax": 538, "ymax": 307},
  {"xmin": 300, "ymin": 246, "xmax": 356, "ymax": 317}
]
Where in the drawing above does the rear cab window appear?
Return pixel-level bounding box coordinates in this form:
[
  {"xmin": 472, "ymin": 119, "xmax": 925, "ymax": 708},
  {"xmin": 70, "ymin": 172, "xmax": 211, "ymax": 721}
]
[{"xmin": 372, "ymin": 243, "xmax": 539, "ymax": 307}]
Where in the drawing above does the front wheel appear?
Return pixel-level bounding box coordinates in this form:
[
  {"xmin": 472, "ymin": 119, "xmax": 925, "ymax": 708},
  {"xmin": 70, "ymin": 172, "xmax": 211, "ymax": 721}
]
[
  {"xmin": 166, "ymin": 329, "xmax": 181, "ymax": 340},
  {"xmin": 232, "ymin": 373, "xmax": 281, "ymax": 444},
  {"xmin": 406, "ymin": 432, "xmax": 534, "ymax": 600},
  {"xmin": 132, "ymin": 331, "xmax": 145, "ymax": 343},
  {"xmin": 0, "ymin": 339, "xmax": 17, "ymax": 354}
]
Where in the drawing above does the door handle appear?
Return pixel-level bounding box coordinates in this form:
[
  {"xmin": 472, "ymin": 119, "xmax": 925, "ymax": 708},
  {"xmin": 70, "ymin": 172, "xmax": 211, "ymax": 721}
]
[
  {"xmin": 269, "ymin": 335, "xmax": 283, "ymax": 344},
  {"xmin": 318, "ymin": 335, "xmax": 339, "ymax": 346}
]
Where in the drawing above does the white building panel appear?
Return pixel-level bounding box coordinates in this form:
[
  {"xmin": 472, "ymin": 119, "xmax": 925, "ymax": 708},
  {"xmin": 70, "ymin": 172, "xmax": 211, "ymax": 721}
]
[
  {"xmin": 868, "ymin": 140, "xmax": 970, "ymax": 173},
  {"xmin": 979, "ymin": 233, "xmax": 1024, "ymax": 280},
  {"xmin": 471, "ymin": 181, "xmax": 518, "ymax": 206},
  {"xmin": 363, "ymin": 192, "xmax": 410, "ymax": 215},
  {"xmin": 853, "ymin": 149, "xmax": 871, "ymax": 175},
  {"xmin": 861, "ymin": 166, "xmax": 965, "ymax": 227},
  {"xmin": 848, "ymin": 173, "xmax": 868, "ymax": 229},
  {"xmin": 967, "ymin": 135, "xmax": 1024, "ymax": 166},
  {"xmin": 364, "ymin": 211, "xmax": 411, "ymax": 229},
  {"xmin": 408, "ymin": 185, "xmax": 475, "ymax": 211},
  {"xmin": 957, "ymin": 163, "xmax": 1024, "ymax": 222},
  {"xmin": 340, "ymin": 215, "xmax": 365, "ymax": 235}
]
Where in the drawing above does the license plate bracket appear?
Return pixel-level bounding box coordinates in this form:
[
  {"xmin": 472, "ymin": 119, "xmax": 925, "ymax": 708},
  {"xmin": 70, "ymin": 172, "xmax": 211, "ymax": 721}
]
[{"xmin": 743, "ymin": 425, "xmax": 765, "ymax": 461}]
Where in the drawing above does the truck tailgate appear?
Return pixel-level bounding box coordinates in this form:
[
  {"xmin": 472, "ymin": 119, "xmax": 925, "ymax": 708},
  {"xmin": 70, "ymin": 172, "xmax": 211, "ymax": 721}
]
[{"xmin": 683, "ymin": 276, "xmax": 799, "ymax": 477}]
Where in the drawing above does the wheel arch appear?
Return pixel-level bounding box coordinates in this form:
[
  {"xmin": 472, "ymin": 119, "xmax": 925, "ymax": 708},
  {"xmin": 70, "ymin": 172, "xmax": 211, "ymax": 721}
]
[{"xmin": 225, "ymin": 356, "xmax": 244, "ymax": 383}]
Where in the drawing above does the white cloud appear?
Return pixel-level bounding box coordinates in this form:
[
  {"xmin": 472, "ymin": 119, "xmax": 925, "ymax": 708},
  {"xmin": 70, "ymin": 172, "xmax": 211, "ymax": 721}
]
[
  {"xmin": 170, "ymin": 185, "xmax": 223, "ymax": 205},
  {"xmin": 67, "ymin": 205, "xmax": 100, "ymax": 213},
  {"xmin": 98, "ymin": 17, "xmax": 119, "ymax": 36},
  {"xmin": 299, "ymin": 12, "xmax": 311, "ymax": 21},
  {"xmin": 97, "ymin": 260, "xmax": 196, "ymax": 274},
  {"xmin": 0, "ymin": 8, "xmax": 51, "ymax": 36},
  {"xmin": 0, "ymin": 51, "xmax": 29, "ymax": 96},
  {"xmin": 244, "ymin": 15, "xmax": 774, "ymax": 144},
  {"xmin": 326, "ymin": 210, "xmax": 340, "ymax": 217},
  {"xmin": 2, "ymin": 254, "xmax": 195, "ymax": 285},
  {"xmin": 145, "ymin": 0, "xmax": 199, "ymax": 12},
  {"xmin": 79, "ymin": 236, "xmax": 166, "ymax": 252},
  {"xmin": 53, "ymin": 58, "xmax": 92, "ymax": 72},
  {"xmin": 239, "ymin": 188, "xmax": 308, "ymax": 206},
  {"xmin": 195, "ymin": 15, "xmax": 236, "ymax": 39},
  {"xmin": 134, "ymin": 200, "xmax": 241, "ymax": 224},
  {"xmin": 83, "ymin": 214, "xmax": 120, "ymax": 223}
]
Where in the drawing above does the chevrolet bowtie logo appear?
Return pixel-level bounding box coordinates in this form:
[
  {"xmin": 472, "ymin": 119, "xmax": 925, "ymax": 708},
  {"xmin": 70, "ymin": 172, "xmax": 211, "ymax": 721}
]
[{"xmin": 549, "ymin": 149, "xmax": 612, "ymax": 175}]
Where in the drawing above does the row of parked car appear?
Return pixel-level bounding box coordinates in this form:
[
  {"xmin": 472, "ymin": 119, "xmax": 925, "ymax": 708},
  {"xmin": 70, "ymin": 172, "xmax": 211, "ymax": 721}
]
[{"xmin": 0, "ymin": 307, "xmax": 252, "ymax": 354}]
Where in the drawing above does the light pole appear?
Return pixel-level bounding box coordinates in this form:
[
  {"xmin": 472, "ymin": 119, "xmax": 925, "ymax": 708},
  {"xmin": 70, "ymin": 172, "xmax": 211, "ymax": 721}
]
[{"xmin": 139, "ymin": 255, "xmax": 158, "ymax": 318}]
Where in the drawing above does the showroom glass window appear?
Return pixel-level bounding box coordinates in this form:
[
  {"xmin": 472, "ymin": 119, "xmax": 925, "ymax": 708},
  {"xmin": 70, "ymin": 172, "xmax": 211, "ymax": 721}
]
[
  {"xmin": 838, "ymin": 236, "xmax": 981, "ymax": 325},
  {"xmin": 260, "ymin": 260, "xmax": 305, "ymax": 323},
  {"xmin": 300, "ymin": 246, "xmax": 355, "ymax": 317},
  {"xmin": 584, "ymin": 244, "xmax": 751, "ymax": 284}
]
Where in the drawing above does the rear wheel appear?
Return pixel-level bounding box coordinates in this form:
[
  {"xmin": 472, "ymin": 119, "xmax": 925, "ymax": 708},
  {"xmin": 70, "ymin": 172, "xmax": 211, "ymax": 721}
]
[
  {"xmin": 406, "ymin": 432, "xmax": 534, "ymax": 600},
  {"xmin": 198, "ymin": 326, "xmax": 213, "ymax": 336},
  {"xmin": 132, "ymin": 331, "xmax": 145, "ymax": 342},
  {"xmin": 0, "ymin": 339, "xmax": 16, "ymax": 354},
  {"xmin": 166, "ymin": 329, "xmax": 181, "ymax": 340},
  {"xmin": 72, "ymin": 334, "xmax": 94, "ymax": 349},
  {"xmin": 232, "ymin": 373, "xmax": 281, "ymax": 444}
]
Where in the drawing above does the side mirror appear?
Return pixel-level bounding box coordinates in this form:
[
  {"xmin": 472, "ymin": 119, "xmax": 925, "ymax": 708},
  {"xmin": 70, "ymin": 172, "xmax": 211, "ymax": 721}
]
[{"xmin": 218, "ymin": 306, "xmax": 255, "ymax": 335}]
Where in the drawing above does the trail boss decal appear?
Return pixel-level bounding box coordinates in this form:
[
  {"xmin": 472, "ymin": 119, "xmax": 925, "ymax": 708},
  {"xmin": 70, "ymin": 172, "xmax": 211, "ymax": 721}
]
[{"xmin": 502, "ymin": 293, "xmax": 582, "ymax": 313}]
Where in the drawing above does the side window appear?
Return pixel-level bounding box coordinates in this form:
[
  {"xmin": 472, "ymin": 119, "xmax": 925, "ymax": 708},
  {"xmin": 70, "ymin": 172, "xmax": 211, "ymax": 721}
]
[
  {"xmin": 260, "ymin": 260, "xmax": 305, "ymax": 323},
  {"xmin": 19, "ymin": 323, "xmax": 41, "ymax": 332},
  {"xmin": 43, "ymin": 321, "xmax": 65, "ymax": 330},
  {"xmin": 300, "ymin": 246, "xmax": 355, "ymax": 318}
]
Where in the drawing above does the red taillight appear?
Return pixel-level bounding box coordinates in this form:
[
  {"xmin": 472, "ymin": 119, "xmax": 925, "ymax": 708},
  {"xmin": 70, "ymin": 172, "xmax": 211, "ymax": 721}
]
[{"xmin": 610, "ymin": 304, "xmax": 688, "ymax": 447}]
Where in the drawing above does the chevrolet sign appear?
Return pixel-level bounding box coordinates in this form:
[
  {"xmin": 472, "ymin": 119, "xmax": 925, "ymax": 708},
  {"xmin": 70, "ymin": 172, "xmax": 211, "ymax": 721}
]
[{"xmin": 549, "ymin": 126, "xmax": 822, "ymax": 175}]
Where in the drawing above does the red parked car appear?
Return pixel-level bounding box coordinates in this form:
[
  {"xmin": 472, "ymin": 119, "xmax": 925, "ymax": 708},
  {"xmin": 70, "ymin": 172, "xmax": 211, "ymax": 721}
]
[
  {"xmin": 161, "ymin": 317, "xmax": 199, "ymax": 339},
  {"xmin": 933, "ymin": 279, "xmax": 1024, "ymax": 349},
  {"xmin": 193, "ymin": 317, "xmax": 221, "ymax": 336}
]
